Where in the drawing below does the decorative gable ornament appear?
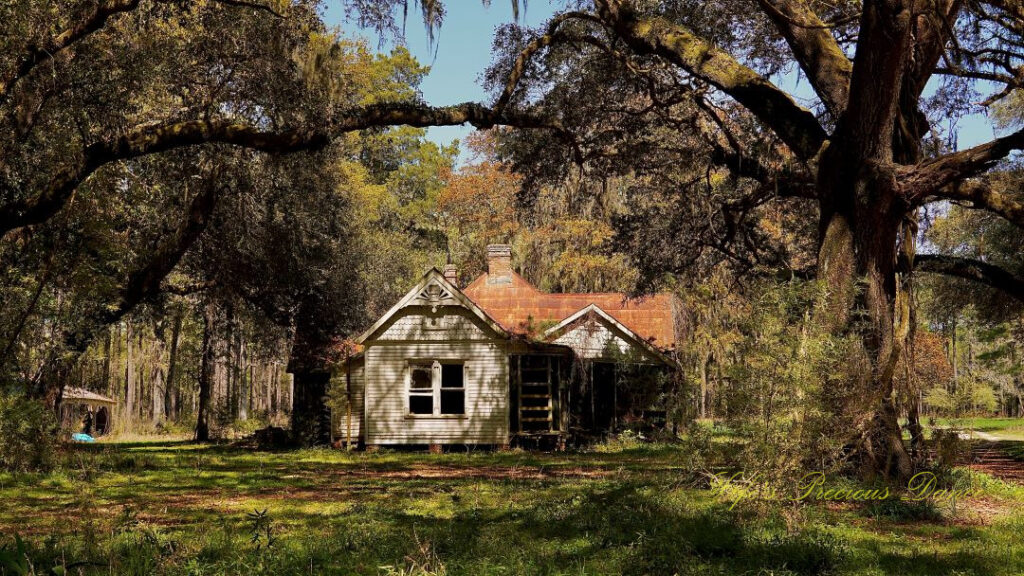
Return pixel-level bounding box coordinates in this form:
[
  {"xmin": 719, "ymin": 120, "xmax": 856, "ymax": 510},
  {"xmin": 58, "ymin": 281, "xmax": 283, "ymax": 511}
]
[
  {"xmin": 355, "ymin": 268, "xmax": 509, "ymax": 344},
  {"xmin": 417, "ymin": 282, "xmax": 453, "ymax": 312}
]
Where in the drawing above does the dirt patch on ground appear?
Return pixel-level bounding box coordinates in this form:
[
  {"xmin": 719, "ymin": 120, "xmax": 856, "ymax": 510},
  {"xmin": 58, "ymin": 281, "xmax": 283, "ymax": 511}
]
[
  {"xmin": 0, "ymin": 463, "xmax": 621, "ymax": 535},
  {"xmin": 326, "ymin": 464, "xmax": 616, "ymax": 481},
  {"xmin": 969, "ymin": 442, "xmax": 1024, "ymax": 484}
]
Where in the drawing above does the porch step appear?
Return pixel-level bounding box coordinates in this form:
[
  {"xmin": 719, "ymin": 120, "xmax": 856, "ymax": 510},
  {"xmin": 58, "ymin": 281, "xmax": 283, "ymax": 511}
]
[{"xmin": 514, "ymin": 355, "xmax": 557, "ymax": 434}]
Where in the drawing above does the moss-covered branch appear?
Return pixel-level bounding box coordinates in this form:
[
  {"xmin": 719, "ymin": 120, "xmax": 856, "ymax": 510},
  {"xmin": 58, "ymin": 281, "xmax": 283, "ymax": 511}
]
[
  {"xmin": 753, "ymin": 0, "xmax": 852, "ymax": 116},
  {"xmin": 916, "ymin": 254, "xmax": 1024, "ymax": 303},
  {"xmin": 0, "ymin": 0, "xmax": 143, "ymax": 103},
  {"xmin": 0, "ymin": 102, "xmax": 559, "ymax": 238},
  {"xmin": 903, "ymin": 127, "xmax": 1024, "ymax": 201},
  {"xmin": 592, "ymin": 0, "xmax": 828, "ymax": 160},
  {"xmin": 923, "ymin": 179, "xmax": 1024, "ymax": 230}
]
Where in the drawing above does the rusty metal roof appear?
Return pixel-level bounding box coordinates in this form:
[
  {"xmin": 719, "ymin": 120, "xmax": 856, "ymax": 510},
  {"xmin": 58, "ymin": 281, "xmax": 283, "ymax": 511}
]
[
  {"xmin": 63, "ymin": 387, "xmax": 117, "ymax": 405},
  {"xmin": 463, "ymin": 270, "xmax": 678, "ymax": 349}
]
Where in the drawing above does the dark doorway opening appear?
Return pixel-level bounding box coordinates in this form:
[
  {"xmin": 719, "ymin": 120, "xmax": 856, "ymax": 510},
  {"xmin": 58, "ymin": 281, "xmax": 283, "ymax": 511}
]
[
  {"xmin": 591, "ymin": 362, "xmax": 616, "ymax": 431},
  {"xmin": 95, "ymin": 406, "xmax": 109, "ymax": 436}
]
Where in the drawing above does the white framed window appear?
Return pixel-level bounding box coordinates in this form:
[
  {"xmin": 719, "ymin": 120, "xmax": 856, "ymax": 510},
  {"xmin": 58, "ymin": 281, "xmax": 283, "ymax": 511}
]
[
  {"xmin": 408, "ymin": 362, "xmax": 434, "ymax": 415},
  {"xmin": 406, "ymin": 360, "xmax": 466, "ymax": 416}
]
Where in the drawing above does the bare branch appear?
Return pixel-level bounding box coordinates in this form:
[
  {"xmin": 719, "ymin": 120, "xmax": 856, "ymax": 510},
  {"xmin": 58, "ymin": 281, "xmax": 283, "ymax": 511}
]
[
  {"xmin": 903, "ymin": 127, "xmax": 1024, "ymax": 200},
  {"xmin": 915, "ymin": 254, "xmax": 1024, "ymax": 303}
]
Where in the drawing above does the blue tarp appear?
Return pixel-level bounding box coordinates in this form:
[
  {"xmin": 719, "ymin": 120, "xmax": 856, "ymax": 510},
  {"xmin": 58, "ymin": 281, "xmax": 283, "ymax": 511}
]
[{"xmin": 71, "ymin": 433, "xmax": 95, "ymax": 443}]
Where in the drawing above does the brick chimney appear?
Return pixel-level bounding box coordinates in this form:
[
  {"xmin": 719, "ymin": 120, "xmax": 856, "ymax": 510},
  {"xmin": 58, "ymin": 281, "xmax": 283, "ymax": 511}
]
[
  {"xmin": 486, "ymin": 244, "xmax": 513, "ymax": 285},
  {"xmin": 442, "ymin": 264, "xmax": 458, "ymax": 286}
]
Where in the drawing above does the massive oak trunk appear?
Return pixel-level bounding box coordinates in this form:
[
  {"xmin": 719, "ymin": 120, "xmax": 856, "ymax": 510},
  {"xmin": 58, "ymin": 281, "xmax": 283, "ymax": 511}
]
[
  {"xmin": 817, "ymin": 140, "xmax": 916, "ymax": 480},
  {"xmin": 808, "ymin": 0, "xmax": 927, "ymax": 481}
]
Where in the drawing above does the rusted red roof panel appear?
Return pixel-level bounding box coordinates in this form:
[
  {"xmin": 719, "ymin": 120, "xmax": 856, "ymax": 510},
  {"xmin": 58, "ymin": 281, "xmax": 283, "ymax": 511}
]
[{"xmin": 463, "ymin": 271, "xmax": 677, "ymax": 348}]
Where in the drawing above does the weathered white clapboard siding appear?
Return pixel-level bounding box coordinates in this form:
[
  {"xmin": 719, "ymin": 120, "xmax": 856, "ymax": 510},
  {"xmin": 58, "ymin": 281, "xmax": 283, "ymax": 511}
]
[
  {"xmin": 331, "ymin": 357, "xmax": 365, "ymax": 443},
  {"xmin": 552, "ymin": 318, "xmax": 650, "ymax": 362},
  {"xmin": 376, "ymin": 306, "xmax": 489, "ymax": 341},
  {"xmin": 364, "ymin": 305, "xmax": 510, "ymax": 445}
]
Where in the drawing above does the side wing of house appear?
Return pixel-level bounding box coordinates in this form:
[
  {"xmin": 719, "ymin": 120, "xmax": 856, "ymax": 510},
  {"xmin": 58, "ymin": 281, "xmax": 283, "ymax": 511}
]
[
  {"xmin": 544, "ymin": 305, "xmax": 673, "ymax": 366},
  {"xmin": 331, "ymin": 355, "xmax": 364, "ymax": 446},
  {"xmin": 356, "ymin": 269, "xmax": 511, "ymax": 445}
]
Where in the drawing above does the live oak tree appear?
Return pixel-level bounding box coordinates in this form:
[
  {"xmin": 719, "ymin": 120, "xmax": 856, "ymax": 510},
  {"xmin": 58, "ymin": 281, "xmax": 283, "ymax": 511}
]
[{"xmin": 471, "ymin": 0, "xmax": 1022, "ymax": 479}]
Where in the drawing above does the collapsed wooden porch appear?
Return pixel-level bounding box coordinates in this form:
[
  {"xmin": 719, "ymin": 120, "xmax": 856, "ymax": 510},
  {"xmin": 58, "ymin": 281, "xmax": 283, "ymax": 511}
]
[{"xmin": 508, "ymin": 345, "xmax": 674, "ymax": 448}]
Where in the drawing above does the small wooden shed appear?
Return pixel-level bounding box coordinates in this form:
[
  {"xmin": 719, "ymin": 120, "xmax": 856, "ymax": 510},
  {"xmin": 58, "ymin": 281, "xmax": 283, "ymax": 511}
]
[{"xmin": 60, "ymin": 387, "xmax": 117, "ymax": 436}]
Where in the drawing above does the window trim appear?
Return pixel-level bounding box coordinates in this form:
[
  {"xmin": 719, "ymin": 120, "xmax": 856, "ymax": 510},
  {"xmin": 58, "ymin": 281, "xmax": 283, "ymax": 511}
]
[{"xmin": 405, "ymin": 360, "xmax": 468, "ymax": 419}]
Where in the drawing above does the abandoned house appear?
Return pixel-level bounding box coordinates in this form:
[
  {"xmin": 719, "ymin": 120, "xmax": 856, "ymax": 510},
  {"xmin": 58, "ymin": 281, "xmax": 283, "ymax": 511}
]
[{"xmin": 331, "ymin": 244, "xmax": 681, "ymax": 448}]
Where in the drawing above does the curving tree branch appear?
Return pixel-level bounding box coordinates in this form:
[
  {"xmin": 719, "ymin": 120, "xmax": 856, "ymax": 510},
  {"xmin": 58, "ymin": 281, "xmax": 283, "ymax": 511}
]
[
  {"xmin": 925, "ymin": 178, "xmax": 1024, "ymax": 229},
  {"xmin": 66, "ymin": 177, "xmax": 226, "ymax": 354},
  {"xmin": 493, "ymin": 11, "xmax": 603, "ymax": 113},
  {"xmin": 0, "ymin": 0, "xmax": 142, "ymax": 104},
  {"xmin": 902, "ymin": 127, "xmax": 1024, "ymax": 201},
  {"xmin": 0, "ymin": 0, "xmax": 289, "ymax": 107},
  {"xmin": 752, "ymin": 0, "xmax": 853, "ymax": 117},
  {"xmin": 592, "ymin": 0, "xmax": 828, "ymax": 160},
  {"xmin": 0, "ymin": 102, "xmax": 560, "ymax": 238},
  {"xmin": 915, "ymin": 254, "xmax": 1024, "ymax": 303}
]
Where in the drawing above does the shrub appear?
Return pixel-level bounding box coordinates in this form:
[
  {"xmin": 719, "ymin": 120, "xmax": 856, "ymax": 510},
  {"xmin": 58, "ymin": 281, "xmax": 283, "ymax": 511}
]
[
  {"xmin": 0, "ymin": 393, "xmax": 58, "ymax": 472},
  {"xmin": 861, "ymin": 497, "xmax": 942, "ymax": 522},
  {"xmin": 931, "ymin": 428, "xmax": 968, "ymax": 470}
]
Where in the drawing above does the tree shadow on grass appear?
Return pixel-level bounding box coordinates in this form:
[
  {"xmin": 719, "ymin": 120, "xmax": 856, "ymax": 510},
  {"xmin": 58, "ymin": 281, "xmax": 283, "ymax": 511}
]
[
  {"xmin": 377, "ymin": 482, "xmax": 1012, "ymax": 576},
  {"xmin": 11, "ymin": 443, "xmax": 1022, "ymax": 575}
]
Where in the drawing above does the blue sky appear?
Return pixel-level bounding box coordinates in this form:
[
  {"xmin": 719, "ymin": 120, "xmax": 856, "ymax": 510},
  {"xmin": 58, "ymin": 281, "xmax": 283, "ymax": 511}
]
[
  {"xmin": 323, "ymin": 2, "xmax": 558, "ymax": 160},
  {"xmin": 322, "ymin": 2, "xmax": 1000, "ymax": 161}
]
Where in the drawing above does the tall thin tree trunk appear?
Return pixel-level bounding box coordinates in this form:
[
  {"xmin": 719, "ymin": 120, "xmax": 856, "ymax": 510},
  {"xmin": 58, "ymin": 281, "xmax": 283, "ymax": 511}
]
[
  {"xmin": 125, "ymin": 323, "xmax": 135, "ymax": 430},
  {"xmin": 102, "ymin": 329, "xmax": 112, "ymax": 397},
  {"xmin": 195, "ymin": 303, "xmax": 216, "ymax": 442},
  {"xmin": 698, "ymin": 355, "xmax": 708, "ymax": 419},
  {"xmin": 165, "ymin": 309, "xmax": 182, "ymax": 421},
  {"xmin": 152, "ymin": 366, "xmax": 165, "ymax": 425},
  {"xmin": 238, "ymin": 336, "xmax": 248, "ymax": 421}
]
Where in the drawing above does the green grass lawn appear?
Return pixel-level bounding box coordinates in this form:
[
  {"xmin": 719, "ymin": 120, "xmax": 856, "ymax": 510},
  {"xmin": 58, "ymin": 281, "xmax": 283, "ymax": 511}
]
[
  {"xmin": 3, "ymin": 439, "xmax": 1024, "ymax": 575},
  {"xmin": 932, "ymin": 417, "xmax": 1024, "ymax": 441}
]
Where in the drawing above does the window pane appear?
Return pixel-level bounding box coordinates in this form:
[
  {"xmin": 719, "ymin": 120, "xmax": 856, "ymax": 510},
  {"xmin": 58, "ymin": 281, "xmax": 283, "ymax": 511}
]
[
  {"xmin": 522, "ymin": 356, "xmax": 549, "ymax": 370},
  {"xmin": 522, "ymin": 369, "xmax": 548, "ymax": 384},
  {"xmin": 410, "ymin": 366, "xmax": 432, "ymax": 389},
  {"xmin": 441, "ymin": 390, "xmax": 465, "ymax": 415},
  {"xmin": 441, "ymin": 363, "xmax": 463, "ymax": 388},
  {"xmin": 410, "ymin": 395, "xmax": 433, "ymax": 414}
]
